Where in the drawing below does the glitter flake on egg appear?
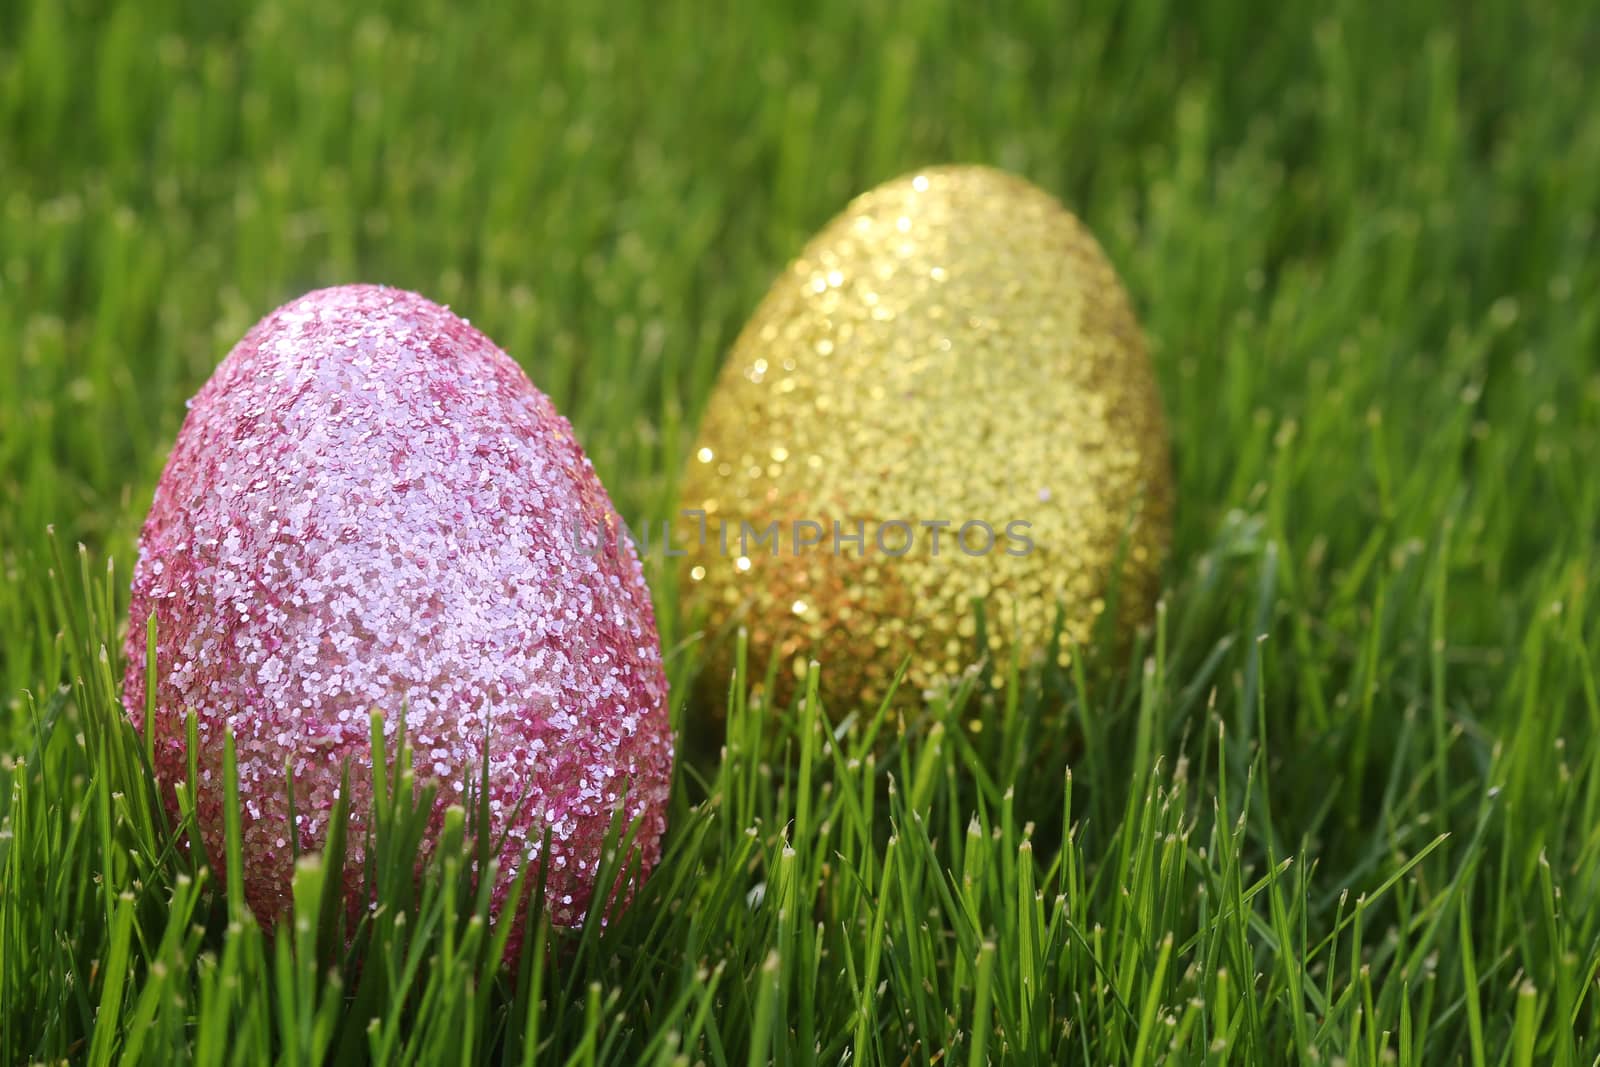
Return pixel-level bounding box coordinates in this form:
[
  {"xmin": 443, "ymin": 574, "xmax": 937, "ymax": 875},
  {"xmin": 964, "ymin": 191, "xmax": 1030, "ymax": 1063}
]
[
  {"xmin": 123, "ymin": 284, "xmax": 673, "ymax": 936},
  {"xmin": 679, "ymin": 165, "xmax": 1174, "ymax": 712}
]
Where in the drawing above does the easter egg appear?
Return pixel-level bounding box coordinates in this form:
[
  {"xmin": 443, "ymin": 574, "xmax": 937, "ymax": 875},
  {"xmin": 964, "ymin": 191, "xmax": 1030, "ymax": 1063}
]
[
  {"xmin": 678, "ymin": 165, "xmax": 1172, "ymax": 711},
  {"xmin": 123, "ymin": 284, "xmax": 672, "ymax": 932}
]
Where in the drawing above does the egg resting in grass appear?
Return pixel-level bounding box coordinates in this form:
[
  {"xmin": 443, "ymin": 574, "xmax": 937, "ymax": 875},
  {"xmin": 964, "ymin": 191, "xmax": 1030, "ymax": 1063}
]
[
  {"xmin": 123, "ymin": 284, "xmax": 672, "ymax": 935},
  {"xmin": 679, "ymin": 165, "xmax": 1173, "ymax": 712}
]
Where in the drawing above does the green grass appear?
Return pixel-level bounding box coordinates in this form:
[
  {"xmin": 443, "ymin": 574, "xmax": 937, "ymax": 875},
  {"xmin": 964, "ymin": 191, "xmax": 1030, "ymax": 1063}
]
[{"xmin": 3, "ymin": 0, "xmax": 1600, "ymax": 1062}]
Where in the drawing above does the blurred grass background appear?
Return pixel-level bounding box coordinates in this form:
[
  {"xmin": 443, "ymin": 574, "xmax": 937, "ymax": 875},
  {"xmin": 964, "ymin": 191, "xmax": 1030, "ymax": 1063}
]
[{"xmin": 3, "ymin": 0, "xmax": 1600, "ymax": 1063}]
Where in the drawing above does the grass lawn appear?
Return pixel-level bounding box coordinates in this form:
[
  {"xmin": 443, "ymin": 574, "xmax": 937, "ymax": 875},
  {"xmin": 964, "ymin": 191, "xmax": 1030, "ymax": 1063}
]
[{"xmin": 4, "ymin": 0, "xmax": 1600, "ymax": 1063}]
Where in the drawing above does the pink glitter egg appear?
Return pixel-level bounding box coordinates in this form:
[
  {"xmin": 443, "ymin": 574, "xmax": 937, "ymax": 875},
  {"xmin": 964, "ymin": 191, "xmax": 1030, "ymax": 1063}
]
[{"xmin": 123, "ymin": 284, "xmax": 673, "ymax": 934}]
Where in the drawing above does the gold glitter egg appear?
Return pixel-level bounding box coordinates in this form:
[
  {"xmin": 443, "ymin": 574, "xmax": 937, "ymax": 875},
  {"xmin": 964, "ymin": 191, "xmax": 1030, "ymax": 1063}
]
[{"xmin": 678, "ymin": 165, "xmax": 1172, "ymax": 711}]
